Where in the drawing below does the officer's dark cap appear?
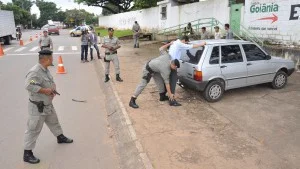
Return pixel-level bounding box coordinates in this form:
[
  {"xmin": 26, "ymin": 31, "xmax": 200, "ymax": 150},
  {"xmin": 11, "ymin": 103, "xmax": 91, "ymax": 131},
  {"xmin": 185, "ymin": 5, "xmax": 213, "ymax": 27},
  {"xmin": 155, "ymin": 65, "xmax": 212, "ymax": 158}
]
[
  {"xmin": 38, "ymin": 50, "xmax": 53, "ymax": 56},
  {"xmin": 108, "ymin": 27, "xmax": 114, "ymax": 32},
  {"xmin": 172, "ymin": 59, "xmax": 180, "ymax": 68}
]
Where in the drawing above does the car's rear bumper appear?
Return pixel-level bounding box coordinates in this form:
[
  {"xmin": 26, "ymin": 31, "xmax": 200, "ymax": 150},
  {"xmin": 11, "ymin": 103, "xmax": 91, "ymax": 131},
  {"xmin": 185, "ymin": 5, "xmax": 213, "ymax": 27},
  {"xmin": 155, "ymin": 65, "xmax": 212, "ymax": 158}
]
[
  {"xmin": 178, "ymin": 76, "xmax": 208, "ymax": 91},
  {"xmin": 288, "ymin": 68, "xmax": 295, "ymax": 76}
]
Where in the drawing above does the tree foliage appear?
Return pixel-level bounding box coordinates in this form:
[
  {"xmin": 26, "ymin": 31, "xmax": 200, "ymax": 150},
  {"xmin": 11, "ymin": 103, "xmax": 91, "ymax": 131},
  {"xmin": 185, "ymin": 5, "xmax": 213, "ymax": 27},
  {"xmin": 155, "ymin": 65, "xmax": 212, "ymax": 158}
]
[
  {"xmin": 35, "ymin": 0, "xmax": 59, "ymax": 26},
  {"xmin": 65, "ymin": 9, "xmax": 97, "ymax": 27},
  {"xmin": 12, "ymin": 0, "xmax": 33, "ymax": 12},
  {"xmin": 75, "ymin": 0, "xmax": 133, "ymax": 14},
  {"xmin": 0, "ymin": 3, "xmax": 31, "ymax": 26},
  {"xmin": 133, "ymin": 0, "xmax": 158, "ymax": 9}
]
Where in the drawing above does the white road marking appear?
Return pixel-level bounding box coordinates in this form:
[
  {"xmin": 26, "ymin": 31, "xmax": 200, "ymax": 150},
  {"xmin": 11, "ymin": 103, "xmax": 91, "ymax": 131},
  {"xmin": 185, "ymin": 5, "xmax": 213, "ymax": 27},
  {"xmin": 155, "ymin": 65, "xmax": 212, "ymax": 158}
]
[
  {"xmin": 15, "ymin": 47, "xmax": 27, "ymax": 52},
  {"xmin": 3, "ymin": 47, "xmax": 14, "ymax": 52},
  {"xmin": 29, "ymin": 46, "xmax": 39, "ymax": 51},
  {"xmin": 58, "ymin": 46, "xmax": 64, "ymax": 51},
  {"xmin": 72, "ymin": 46, "xmax": 77, "ymax": 51}
]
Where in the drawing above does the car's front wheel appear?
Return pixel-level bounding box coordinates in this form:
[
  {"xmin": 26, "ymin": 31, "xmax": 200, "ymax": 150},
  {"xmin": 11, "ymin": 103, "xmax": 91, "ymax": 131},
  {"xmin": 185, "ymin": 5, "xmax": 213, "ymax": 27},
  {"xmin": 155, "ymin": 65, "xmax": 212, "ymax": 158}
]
[
  {"xmin": 203, "ymin": 80, "xmax": 224, "ymax": 102},
  {"xmin": 71, "ymin": 33, "xmax": 75, "ymax": 37},
  {"xmin": 271, "ymin": 70, "xmax": 287, "ymax": 89}
]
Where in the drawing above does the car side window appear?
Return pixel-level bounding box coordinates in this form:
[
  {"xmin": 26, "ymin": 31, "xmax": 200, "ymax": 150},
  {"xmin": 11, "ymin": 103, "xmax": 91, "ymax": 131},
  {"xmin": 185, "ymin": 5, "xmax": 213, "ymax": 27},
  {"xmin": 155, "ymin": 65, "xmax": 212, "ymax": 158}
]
[
  {"xmin": 242, "ymin": 44, "xmax": 267, "ymax": 61},
  {"xmin": 221, "ymin": 45, "xmax": 243, "ymax": 64},
  {"xmin": 209, "ymin": 46, "xmax": 219, "ymax": 64}
]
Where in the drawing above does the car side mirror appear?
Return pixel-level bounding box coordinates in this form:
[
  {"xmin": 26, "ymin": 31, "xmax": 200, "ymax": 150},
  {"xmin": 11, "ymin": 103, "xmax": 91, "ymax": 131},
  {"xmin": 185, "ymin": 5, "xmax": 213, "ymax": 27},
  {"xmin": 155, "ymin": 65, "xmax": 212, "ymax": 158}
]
[{"xmin": 266, "ymin": 55, "xmax": 271, "ymax": 60}]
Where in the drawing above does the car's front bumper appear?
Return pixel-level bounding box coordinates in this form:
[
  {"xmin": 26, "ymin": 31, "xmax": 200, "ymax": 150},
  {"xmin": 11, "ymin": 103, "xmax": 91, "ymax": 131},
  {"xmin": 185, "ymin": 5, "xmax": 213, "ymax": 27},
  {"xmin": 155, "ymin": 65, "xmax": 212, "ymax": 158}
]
[{"xmin": 178, "ymin": 76, "xmax": 208, "ymax": 91}]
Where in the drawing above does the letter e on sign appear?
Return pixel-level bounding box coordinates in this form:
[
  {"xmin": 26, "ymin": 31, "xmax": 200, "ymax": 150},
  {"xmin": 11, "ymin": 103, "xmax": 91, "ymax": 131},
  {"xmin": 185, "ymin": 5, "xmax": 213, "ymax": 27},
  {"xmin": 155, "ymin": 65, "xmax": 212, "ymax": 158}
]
[{"xmin": 290, "ymin": 4, "xmax": 300, "ymax": 20}]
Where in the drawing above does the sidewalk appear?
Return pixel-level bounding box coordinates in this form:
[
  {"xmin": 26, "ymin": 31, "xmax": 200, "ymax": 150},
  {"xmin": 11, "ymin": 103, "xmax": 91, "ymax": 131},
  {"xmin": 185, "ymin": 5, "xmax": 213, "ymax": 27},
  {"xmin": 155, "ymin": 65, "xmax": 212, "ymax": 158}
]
[{"xmin": 104, "ymin": 40, "xmax": 300, "ymax": 169}]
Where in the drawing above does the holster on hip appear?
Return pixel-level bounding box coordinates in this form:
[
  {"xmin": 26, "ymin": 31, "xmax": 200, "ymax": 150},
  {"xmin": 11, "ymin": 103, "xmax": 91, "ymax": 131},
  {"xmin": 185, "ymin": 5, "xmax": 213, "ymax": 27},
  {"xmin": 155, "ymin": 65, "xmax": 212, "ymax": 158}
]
[{"xmin": 29, "ymin": 99, "xmax": 45, "ymax": 113}]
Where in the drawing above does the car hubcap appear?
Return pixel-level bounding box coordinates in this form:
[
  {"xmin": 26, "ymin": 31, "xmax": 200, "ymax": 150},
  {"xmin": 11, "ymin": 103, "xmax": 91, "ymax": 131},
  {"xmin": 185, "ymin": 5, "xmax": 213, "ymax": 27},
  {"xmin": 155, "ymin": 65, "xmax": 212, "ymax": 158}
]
[
  {"xmin": 209, "ymin": 84, "xmax": 221, "ymax": 100},
  {"xmin": 275, "ymin": 74, "xmax": 286, "ymax": 87}
]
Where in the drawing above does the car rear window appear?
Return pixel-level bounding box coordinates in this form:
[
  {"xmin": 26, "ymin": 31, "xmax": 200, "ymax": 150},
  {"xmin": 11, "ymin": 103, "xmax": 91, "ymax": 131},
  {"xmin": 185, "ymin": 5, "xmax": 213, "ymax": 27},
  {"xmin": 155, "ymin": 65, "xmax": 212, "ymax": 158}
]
[{"xmin": 182, "ymin": 47, "xmax": 205, "ymax": 64}]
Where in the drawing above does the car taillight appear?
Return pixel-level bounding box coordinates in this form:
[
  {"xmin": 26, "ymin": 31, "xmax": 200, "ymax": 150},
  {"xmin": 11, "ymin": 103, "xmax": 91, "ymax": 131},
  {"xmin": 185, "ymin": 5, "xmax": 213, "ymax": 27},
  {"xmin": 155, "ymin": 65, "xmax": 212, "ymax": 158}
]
[{"xmin": 194, "ymin": 70, "xmax": 202, "ymax": 81}]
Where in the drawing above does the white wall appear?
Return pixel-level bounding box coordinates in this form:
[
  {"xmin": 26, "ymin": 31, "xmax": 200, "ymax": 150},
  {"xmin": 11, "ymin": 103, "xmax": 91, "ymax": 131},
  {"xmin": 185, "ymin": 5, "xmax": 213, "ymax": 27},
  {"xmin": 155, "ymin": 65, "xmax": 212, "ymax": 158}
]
[
  {"xmin": 98, "ymin": 0, "xmax": 230, "ymax": 31},
  {"xmin": 98, "ymin": 7, "xmax": 159, "ymax": 31},
  {"xmin": 243, "ymin": 0, "xmax": 300, "ymax": 43}
]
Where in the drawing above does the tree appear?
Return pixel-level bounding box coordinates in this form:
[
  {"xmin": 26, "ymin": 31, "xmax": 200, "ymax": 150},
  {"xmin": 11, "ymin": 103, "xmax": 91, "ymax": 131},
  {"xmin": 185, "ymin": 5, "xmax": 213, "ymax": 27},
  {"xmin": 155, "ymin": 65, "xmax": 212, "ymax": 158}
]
[
  {"xmin": 54, "ymin": 11, "xmax": 66, "ymax": 23},
  {"xmin": 101, "ymin": 2, "xmax": 120, "ymax": 16},
  {"xmin": 1, "ymin": 3, "xmax": 31, "ymax": 26},
  {"xmin": 75, "ymin": 0, "xmax": 133, "ymax": 14},
  {"xmin": 35, "ymin": 0, "xmax": 58, "ymax": 26},
  {"xmin": 133, "ymin": 0, "xmax": 158, "ymax": 9},
  {"xmin": 12, "ymin": 0, "xmax": 33, "ymax": 12}
]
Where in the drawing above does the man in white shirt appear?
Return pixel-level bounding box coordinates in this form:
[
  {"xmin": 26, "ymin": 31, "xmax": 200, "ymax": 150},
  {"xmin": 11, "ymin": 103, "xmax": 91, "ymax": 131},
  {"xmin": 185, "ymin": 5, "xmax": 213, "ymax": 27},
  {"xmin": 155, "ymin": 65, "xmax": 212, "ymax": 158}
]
[
  {"xmin": 168, "ymin": 35, "xmax": 206, "ymax": 106},
  {"xmin": 214, "ymin": 26, "xmax": 222, "ymax": 39}
]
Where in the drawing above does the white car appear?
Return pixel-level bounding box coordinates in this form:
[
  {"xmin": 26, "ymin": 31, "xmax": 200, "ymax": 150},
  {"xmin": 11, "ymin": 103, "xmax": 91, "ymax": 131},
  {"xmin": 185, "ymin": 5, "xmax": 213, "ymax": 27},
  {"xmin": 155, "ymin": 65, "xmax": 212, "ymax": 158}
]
[
  {"xmin": 69, "ymin": 25, "xmax": 92, "ymax": 37},
  {"xmin": 178, "ymin": 40, "xmax": 296, "ymax": 102}
]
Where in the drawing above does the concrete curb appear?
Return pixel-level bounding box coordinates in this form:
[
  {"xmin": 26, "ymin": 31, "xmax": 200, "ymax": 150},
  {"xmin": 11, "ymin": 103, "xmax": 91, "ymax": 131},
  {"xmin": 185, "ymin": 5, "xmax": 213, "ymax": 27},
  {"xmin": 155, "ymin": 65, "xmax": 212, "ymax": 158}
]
[{"xmin": 94, "ymin": 60, "xmax": 154, "ymax": 169}]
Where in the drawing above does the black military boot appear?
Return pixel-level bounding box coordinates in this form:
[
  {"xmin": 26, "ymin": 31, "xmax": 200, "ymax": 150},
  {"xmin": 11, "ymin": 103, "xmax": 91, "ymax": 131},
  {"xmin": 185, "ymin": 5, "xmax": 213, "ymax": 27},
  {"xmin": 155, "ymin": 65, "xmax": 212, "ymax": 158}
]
[
  {"xmin": 57, "ymin": 134, "xmax": 73, "ymax": 144},
  {"xmin": 169, "ymin": 100, "xmax": 182, "ymax": 106},
  {"xmin": 116, "ymin": 74, "xmax": 123, "ymax": 82},
  {"xmin": 159, "ymin": 92, "xmax": 169, "ymax": 101},
  {"xmin": 23, "ymin": 150, "xmax": 40, "ymax": 164},
  {"xmin": 105, "ymin": 74, "xmax": 110, "ymax": 83},
  {"xmin": 129, "ymin": 97, "xmax": 139, "ymax": 108}
]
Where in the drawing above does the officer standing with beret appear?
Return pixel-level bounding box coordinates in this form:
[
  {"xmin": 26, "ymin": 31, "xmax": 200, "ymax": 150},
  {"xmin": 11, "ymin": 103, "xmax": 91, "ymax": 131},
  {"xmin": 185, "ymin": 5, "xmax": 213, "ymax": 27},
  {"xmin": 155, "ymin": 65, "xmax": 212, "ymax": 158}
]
[
  {"xmin": 101, "ymin": 28, "xmax": 123, "ymax": 83},
  {"xmin": 23, "ymin": 50, "xmax": 73, "ymax": 164}
]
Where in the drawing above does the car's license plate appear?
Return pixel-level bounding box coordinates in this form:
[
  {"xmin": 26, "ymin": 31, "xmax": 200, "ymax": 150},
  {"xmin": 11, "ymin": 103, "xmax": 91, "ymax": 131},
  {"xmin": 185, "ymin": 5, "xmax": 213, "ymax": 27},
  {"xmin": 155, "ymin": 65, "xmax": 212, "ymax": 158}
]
[{"xmin": 52, "ymin": 32, "xmax": 55, "ymax": 33}]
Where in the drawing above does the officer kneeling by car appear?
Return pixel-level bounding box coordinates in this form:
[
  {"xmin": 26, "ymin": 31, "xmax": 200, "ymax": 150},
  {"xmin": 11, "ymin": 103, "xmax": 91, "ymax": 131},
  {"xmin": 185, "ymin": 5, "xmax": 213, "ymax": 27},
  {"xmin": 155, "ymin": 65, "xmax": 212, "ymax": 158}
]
[
  {"xmin": 129, "ymin": 53, "xmax": 181, "ymax": 108},
  {"xmin": 23, "ymin": 50, "xmax": 73, "ymax": 164}
]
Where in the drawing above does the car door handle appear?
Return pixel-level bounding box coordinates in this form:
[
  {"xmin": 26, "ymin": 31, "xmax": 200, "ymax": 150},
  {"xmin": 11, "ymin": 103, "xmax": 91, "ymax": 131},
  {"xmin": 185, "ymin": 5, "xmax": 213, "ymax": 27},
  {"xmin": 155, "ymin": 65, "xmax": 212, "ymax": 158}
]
[
  {"xmin": 220, "ymin": 65, "xmax": 227, "ymax": 68},
  {"xmin": 247, "ymin": 63, "xmax": 252, "ymax": 66}
]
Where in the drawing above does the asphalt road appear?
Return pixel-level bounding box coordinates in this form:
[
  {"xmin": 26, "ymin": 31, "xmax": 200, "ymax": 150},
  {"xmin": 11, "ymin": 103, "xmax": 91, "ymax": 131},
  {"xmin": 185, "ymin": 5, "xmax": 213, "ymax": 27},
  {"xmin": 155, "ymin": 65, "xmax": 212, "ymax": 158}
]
[{"xmin": 0, "ymin": 29, "xmax": 120, "ymax": 169}]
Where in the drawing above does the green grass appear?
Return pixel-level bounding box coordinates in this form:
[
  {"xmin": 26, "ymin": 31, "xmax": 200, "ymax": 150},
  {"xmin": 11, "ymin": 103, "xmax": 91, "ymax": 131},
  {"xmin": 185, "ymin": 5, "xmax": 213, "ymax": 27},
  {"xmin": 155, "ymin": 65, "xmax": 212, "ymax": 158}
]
[{"xmin": 95, "ymin": 28, "xmax": 133, "ymax": 38}]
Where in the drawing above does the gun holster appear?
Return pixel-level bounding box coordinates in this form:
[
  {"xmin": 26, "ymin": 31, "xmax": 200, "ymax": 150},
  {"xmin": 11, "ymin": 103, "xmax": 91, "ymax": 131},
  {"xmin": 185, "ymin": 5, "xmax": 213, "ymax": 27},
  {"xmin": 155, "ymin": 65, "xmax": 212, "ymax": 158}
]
[{"xmin": 29, "ymin": 99, "xmax": 45, "ymax": 113}]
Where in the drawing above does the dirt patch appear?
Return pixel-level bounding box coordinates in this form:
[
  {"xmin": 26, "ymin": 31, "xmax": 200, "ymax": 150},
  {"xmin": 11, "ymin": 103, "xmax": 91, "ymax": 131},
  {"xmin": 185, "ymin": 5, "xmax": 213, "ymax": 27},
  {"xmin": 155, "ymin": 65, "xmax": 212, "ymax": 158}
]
[{"xmin": 105, "ymin": 41, "xmax": 299, "ymax": 169}]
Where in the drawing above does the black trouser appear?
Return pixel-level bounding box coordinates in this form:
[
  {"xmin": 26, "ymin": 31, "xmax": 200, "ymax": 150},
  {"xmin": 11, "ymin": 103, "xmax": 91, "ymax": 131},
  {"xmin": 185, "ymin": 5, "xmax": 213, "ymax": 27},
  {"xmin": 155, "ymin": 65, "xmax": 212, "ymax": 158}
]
[
  {"xmin": 81, "ymin": 45, "xmax": 88, "ymax": 60},
  {"xmin": 170, "ymin": 69, "xmax": 177, "ymax": 94}
]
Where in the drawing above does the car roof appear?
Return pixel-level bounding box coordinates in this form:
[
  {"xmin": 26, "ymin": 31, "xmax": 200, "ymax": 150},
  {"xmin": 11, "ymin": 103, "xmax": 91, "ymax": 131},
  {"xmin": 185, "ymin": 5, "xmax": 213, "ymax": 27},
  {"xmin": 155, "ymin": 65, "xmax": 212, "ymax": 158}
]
[{"xmin": 189, "ymin": 39, "xmax": 254, "ymax": 45}]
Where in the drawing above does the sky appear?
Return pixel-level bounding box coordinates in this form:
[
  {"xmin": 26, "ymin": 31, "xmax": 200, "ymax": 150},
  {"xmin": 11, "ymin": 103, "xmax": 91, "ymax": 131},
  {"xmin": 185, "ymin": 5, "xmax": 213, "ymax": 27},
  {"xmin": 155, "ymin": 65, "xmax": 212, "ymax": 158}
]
[{"xmin": 1, "ymin": 0, "xmax": 103, "ymax": 17}]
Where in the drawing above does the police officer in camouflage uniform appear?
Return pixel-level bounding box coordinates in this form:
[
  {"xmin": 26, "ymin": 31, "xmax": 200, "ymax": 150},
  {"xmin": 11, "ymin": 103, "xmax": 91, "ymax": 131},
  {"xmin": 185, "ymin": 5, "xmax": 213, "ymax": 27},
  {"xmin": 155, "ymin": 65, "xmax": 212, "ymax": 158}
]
[
  {"xmin": 39, "ymin": 29, "xmax": 53, "ymax": 51},
  {"xmin": 23, "ymin": 50, "xmax": 73, "ymax": 164},
  {"xmin": 129, "ymin": 53, "xmax": 180, "ymax": 108},
  {"xmin": 102, "ymin": 28, "xmax": 123, "ymax": 83}
]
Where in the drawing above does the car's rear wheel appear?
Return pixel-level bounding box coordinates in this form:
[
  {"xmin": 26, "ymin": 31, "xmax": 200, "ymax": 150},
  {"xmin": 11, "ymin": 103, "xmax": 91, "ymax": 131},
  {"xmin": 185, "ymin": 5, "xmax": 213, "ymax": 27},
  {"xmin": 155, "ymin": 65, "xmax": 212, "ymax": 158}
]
[
  {"xmin": 271, "ymin": 70, "xmax": 287, "ymax": 89},
  {"xmin": 203, "ymin": 80, "xmax": 224, "ymax": 102}
]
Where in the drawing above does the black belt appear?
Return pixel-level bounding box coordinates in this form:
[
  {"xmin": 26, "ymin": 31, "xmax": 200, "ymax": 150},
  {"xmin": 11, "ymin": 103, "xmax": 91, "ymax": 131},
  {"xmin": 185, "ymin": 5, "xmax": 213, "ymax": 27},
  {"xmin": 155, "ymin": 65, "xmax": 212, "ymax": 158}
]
[
  {"xmin": 41, "ymin": 45, "xmax": 50, "ymax": 48},
  {"xmin": 105, "ymin": 51, "xmax": 117, "ymax": 55},
  {"xmin": 146, "ymin": 61, "xmax": 154, "ymax": 73}
]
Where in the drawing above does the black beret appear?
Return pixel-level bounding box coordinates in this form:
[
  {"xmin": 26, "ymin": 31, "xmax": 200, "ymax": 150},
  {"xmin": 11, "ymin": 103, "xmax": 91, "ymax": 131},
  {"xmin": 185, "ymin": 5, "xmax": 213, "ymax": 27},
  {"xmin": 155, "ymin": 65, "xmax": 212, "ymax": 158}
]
[
  {"xmin": 108, "ymin": 27, "xmax": 114, "ymax": 31},
  {"xmin": 38, "ymin": 50, "xmax": 53, "ymax": 55},
  {"xmin": 173, "ymin": 59, "xmax": 180, "ymax": 68}
]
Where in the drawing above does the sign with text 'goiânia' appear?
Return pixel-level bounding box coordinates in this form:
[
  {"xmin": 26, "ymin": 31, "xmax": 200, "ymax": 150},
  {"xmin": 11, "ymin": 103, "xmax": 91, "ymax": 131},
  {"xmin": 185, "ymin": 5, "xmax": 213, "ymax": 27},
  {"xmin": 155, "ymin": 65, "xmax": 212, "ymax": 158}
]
[{"xmin": 244, "ymin": 0, "xmax": 300, "ymax": 42}]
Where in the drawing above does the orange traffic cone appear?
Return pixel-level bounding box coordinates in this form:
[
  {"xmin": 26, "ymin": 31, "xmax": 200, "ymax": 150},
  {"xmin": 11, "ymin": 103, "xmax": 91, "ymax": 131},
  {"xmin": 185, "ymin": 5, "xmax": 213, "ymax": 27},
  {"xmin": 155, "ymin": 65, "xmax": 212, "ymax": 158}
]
[
  {"xmin": 57, "ymin": 56, "xmax": 66, "ymax": 74},
  {"xmin": 0, "ymin": 44, "xmax": 4, "ymax": 57},
  {"xmin": 30, "ymin": 36, "xmax": 32, "ymax": 41},
  {"xmin": 35, "ymin": 33, "xmax": 38, "ymax": 38},
  {"xmin": 20, "ymin": 38, "xmax": 24, "ymax": 46}
]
